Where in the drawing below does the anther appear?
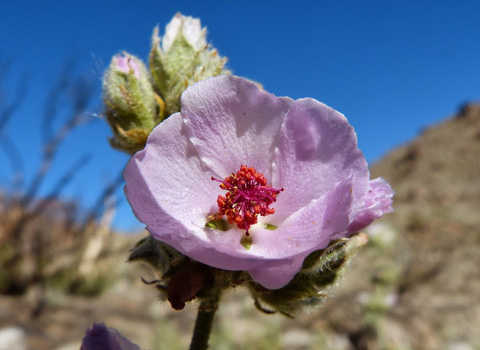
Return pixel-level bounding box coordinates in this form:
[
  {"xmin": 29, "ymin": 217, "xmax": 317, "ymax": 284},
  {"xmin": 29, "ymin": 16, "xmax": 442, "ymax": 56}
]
[{"xmin": 211, "ymin": 165, "xmax": 283, "ymax": 235}]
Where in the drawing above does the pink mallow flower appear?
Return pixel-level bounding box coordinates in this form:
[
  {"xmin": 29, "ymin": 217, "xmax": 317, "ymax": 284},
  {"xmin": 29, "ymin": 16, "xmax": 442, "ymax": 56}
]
[
  {"xmin": 80, "ymin": 323, "xmax": 141, "ymax": 350},
  {"xmin": 124, "ymin": 75, "xmax": 394, "ymax": 289}
]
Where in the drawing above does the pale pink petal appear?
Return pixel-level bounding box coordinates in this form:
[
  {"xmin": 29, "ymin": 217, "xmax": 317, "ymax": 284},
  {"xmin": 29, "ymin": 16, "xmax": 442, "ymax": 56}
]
[
  {"xmin": 181, "ymin": 75, "xmax": 293, "ymax": 179},
  {"xmin": 272, "ymin": 98, "xmax": 369, "ymax": 223},
  {"xmin": 348, "ymin": 177, "xmax": 394, "ymax": 233},
  {"xmin": 124, "ymin": 113, "xmax": 217, "ymax": 252},
  {"xmin": 125, "ymin": 112, "xmax": 279, "ymax": 270},
  {"xmin": 249, "ymin": 255, "xmax": 307, "ymax": 290},
  {"xmin": 248, "ymin": 179, "xmax": 353, "ymax": 256},
  {"xmin": 115, "ymin": 55, "xmax": 141, "ymax": 78},
  {"xmin": 246, "ymin": 179, "xmax": 356, "ymax": 288}
]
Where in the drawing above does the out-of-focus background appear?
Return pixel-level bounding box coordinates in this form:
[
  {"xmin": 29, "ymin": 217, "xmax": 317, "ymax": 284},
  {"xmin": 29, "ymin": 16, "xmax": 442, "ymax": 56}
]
[{"xmin": 1, "ymin": 1, "xmax": 479, "ymax": 349}]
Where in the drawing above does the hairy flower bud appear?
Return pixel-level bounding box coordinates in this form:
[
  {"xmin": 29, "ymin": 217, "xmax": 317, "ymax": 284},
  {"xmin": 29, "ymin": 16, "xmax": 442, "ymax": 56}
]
[
  {"xmin": 103, "ymin": 53, "xmax": 161, "ymax": 153},
  {"xmin": 149, "ymin": 13, "xmax": 230, "ymax": 117}
]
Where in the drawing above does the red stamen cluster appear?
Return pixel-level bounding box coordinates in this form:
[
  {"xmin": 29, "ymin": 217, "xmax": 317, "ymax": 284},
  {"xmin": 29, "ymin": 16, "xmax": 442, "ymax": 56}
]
[{"xmin": 212, "ymin": 165, "xmax": 283, "ymax": 235}]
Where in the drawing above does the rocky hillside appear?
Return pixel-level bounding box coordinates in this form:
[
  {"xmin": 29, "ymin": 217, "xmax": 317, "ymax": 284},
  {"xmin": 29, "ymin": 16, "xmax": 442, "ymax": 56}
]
[{"xmin": 370, "ymin": 102, "xmax": 480, "ymax": 349}]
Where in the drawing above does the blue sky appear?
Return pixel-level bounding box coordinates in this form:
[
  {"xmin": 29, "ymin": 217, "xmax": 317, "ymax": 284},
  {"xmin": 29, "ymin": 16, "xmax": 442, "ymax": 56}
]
[{"xmin": 1, "ymin": 1, "xmax": 479, "ymax": 231}]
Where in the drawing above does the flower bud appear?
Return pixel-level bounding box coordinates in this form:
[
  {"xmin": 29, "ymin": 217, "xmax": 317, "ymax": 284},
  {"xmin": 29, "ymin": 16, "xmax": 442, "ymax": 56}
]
[
  {"xmin": 103, "ymin": 53, "xmax": 162, "ymax": 153},
  {"xmin": 149, "ymin": 13, "xmax": 230, "ymax": 117}
]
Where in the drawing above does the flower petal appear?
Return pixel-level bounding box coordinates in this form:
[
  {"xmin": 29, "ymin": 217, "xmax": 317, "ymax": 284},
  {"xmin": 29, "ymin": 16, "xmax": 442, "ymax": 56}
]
[
  {"xmin": 180, "ymin": 75, "xmax": 293, "ymax": 179},
  {"xmin": 247, "ymin": 178, "xmax": 356, "ymax": 288},
  {"xmin": 124, "ymin": 112, "xmax": 278, "ymax": 271},
  {"xmin": 249, "ymin": 255, "xmax": 307, "ymax": 290},
  {"xmin": 348, "ymin": 177, "xmax": 394, "ymax": 233},
  {"xmin": 124, "ymin": 113, "xmax": 218, "ymax": 252},
  {"xmin": 249, "ymin": 178, "xmax": 353, "ymax": 255},
  {"xmin": 80, "ymin": 323, "xmax": 141, "ymax": 350},
  {"xmin": 271, "ymin": 98, "xmax": 369, "ymax": 222}
]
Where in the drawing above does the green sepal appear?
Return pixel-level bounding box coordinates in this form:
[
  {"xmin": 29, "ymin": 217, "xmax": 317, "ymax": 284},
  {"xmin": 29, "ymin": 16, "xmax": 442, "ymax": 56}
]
[
  {"xmin": 248, "ymin": 233, "xmax": 368, "ymax": 317},
  {"xmin": 127, "ymin": 235, "xmax": 185, "ymax": 274},
  {"xmin": 128, "ymin": 235, "xmax": 251, "ymax": 310}
]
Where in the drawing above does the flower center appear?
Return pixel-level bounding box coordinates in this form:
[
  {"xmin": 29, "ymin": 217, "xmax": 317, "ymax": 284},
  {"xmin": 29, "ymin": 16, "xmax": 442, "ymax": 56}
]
[{"xmin": 211, "ymin": 165, "xmax": 283, "ymax": 235}]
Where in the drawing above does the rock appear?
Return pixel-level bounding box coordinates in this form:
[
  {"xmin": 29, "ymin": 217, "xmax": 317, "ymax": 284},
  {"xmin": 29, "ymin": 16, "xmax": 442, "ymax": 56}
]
[
  {"xmin": 447, "ymin": 342, "xmax": 473, "ymax": 350},
  {"xmin": 53, "ymin": 343, "xmax": 81, "ymax": 350},
  {"xmin": 281, "ymin": 328, "xmax": 313, "ymax": 350},
  {"xmin": 0, "ymin": 327, "xmax": 27, "ymax": 350}
]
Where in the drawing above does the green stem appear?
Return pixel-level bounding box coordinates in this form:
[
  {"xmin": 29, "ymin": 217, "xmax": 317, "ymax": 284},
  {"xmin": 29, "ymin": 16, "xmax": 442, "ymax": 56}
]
[{"xmin": 189, "ymin": 297, "xmax": 220, "ymax": 350}]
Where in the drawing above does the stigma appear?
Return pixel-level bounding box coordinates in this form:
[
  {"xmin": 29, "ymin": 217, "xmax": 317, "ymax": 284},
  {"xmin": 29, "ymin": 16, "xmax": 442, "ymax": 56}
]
[{"xmin": 211, "ymin": 165, "xmax": 283, "ymax": 235}]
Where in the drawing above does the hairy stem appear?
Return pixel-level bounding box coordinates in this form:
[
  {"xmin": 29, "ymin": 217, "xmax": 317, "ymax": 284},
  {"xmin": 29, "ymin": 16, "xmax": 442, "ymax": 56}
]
[{"xmin": 189, "ymin": 297, "xmax": 220, "ymax": 350}]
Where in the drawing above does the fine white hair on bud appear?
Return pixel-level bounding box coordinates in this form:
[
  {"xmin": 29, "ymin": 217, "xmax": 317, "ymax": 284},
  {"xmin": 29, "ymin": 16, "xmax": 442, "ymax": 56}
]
[{"xmin": 162, "ymin": 13, "xmax": 207, "ymax": 52}]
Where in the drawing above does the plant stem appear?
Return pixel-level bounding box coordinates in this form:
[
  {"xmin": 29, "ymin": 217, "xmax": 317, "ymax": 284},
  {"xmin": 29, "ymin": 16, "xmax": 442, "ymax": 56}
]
[{"xmin": 189, "ymin": 297, "xmax": 220, "ymax": 350}]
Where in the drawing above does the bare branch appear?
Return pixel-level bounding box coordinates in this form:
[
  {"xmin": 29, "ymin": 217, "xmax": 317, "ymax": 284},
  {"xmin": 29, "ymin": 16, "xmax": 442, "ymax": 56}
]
[
  {"xmin": 0, "ymin": 56, "xmax": 29, "ymax": 191},
  {"xmin": 0, "ymin": 71, "xmax": 29, "ymax": 133},
  {"xmin": 0, "ymin": 55, "xmax": 15, "ymax": 86},
  {"xmin": 41, "ymin": 58, "xmax": 76, "ymax": 143},
  {"xmin": 27, "ymin": 153, "xmax": 92, "ymax": 220},
  {"xmin": 22, "ymin": 114, "xmax": 92, "ymax": 206},
  {"xmin": 0, "ymin": 134, "xmax": 25, "ymax": 191},
  {"xmin": 77, "ymin": 172, "xmax": 124, "ymax": 234},
  {"xmin": 0, "ymin": 56, "xmax": 124, "ymax": 302}
]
